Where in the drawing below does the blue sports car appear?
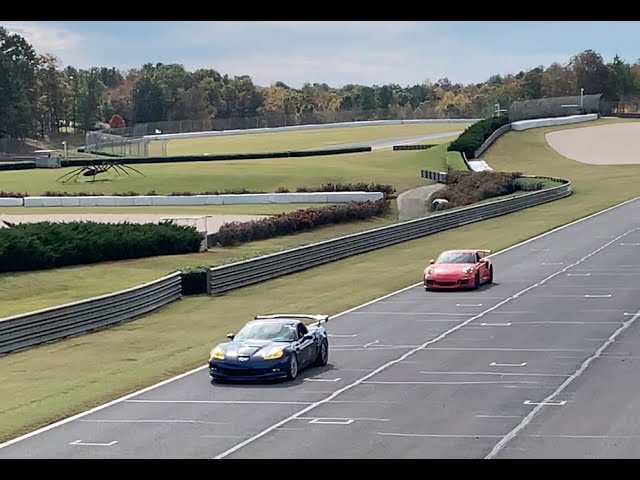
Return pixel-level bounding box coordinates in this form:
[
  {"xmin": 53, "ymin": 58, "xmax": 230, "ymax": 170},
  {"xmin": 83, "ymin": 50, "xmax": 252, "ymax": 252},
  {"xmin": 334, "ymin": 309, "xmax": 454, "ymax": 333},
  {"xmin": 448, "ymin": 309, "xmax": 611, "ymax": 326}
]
[{"xmin": 208, "ymin": 313, "xmax": 330, "ymax": 382}]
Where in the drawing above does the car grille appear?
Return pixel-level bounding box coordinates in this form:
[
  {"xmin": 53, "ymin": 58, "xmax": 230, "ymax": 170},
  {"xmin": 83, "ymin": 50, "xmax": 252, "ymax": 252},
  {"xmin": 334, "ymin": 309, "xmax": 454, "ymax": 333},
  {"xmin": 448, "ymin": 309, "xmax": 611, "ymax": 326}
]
[{"xmin": 216, "ymin": 367, "xmax": 267, "ymax": 377}]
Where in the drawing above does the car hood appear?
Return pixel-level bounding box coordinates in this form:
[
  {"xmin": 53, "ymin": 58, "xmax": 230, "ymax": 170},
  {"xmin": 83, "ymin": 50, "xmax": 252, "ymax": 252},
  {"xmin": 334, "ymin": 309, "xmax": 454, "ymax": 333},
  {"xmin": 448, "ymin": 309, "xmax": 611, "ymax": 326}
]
[
  {"xmin": 426, "ymin": 263, "xmax": 475, "ymax": 275},
  {"xmin": 217, "ymin": 339, "xmax": 289, "ymax": 358}
]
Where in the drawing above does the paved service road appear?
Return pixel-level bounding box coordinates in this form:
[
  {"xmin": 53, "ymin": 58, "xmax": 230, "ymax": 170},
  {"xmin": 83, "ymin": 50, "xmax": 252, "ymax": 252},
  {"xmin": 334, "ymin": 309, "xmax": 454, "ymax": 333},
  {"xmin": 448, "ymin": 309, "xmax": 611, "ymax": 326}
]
[{"xmin": 2, "ymin": 197, "xmax": 640, "ymax": 458}]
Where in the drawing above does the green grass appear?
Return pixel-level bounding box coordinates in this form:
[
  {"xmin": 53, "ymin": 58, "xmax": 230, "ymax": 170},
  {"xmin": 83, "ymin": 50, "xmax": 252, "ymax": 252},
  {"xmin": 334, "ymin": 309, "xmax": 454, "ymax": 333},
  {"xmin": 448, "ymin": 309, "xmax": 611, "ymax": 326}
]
[
  {"xmin": 1, "ymin": 118, "xmax": 639, "ymax": 442},
  {"xmin": 445, "ymin": 151, "xmax": 469, "ymax": 171},
  {"xmin": 0, "ymin": 138, "xmax": 453, "ymax": 197},
  {"xmin": 0, "ymin": 203, "xmax": 401, "ymax": 318},
  {"xmin": 149, "ymin": 123, "xmax": 470, "ymax": 156}
]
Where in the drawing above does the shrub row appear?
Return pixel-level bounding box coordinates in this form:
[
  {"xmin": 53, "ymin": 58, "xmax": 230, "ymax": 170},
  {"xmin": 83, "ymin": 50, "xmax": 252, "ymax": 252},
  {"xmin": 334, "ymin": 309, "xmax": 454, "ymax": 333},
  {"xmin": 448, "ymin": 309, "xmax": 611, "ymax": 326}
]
[
  {"xmin": 0, "ymin": 221, "xmax": 203, "ymax": 273},
  {"xmin": 213, "ymin": 199, "xmax": 389, "ymax": 246},
  {"xmin": 0, "ymin": 161, "xmax": 36, "ymax": 171},
  {"xmin": 0, "ymin": 182, "xmax": 395, "ymax": 198},
  {"xmin": 447, "ymin": 116, "xmax": 509, "ymax": 159},
  {"xmin": 61, "ymin": 146, "xmax": 371, "ymax": 167},
  {"xmin": 427, "ymin": 170, "xmax": 542, "ymax": 210}
]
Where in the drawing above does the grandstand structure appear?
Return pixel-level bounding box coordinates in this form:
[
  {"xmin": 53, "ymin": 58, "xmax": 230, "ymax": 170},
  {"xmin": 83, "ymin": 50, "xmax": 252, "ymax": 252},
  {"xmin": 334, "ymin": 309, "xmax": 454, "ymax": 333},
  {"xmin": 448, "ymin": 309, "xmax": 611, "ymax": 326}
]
[{"xmin": 508, "ymin": 93, "xmax": 614, "ymax": 123}]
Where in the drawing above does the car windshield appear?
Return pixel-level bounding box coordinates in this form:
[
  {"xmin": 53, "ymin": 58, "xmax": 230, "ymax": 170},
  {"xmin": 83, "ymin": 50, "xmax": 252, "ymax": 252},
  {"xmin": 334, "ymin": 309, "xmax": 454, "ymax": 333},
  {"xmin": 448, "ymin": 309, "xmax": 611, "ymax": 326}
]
[
  {"xmin": 233, "ymin": 322, "xmax": 297, "ymax": 342},
  {"xmin": 436, "ymin": 252, "xmax": 476, "ymax": 264}
]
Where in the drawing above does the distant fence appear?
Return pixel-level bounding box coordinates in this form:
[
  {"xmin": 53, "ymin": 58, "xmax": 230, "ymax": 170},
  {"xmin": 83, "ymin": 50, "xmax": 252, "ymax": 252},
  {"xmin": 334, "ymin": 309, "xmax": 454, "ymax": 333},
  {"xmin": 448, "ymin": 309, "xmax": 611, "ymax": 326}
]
[
  {"xmin": 0, "ymin": 138, "xmax": 31, "ymax": 156},
  {"xmin": 206, "ymin": 178, "xmax": 571, "ymax": 295},
  {"xmin": 0, "ymin": 273, "xmax": 182, "ymax": 355}
]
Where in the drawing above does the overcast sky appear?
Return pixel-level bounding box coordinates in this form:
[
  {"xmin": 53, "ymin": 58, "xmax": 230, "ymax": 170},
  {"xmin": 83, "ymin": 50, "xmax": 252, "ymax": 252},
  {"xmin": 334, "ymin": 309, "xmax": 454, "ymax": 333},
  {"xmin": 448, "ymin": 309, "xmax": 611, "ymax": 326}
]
[{"xmin": 2, "ymin": 21, "xmax": 640, "ymax": 88}]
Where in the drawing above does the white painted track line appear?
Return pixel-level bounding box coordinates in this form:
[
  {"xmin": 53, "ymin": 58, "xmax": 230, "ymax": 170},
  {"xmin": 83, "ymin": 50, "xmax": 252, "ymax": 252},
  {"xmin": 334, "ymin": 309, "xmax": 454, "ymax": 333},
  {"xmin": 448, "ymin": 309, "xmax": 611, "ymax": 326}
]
[
  {"xmin": 1, "ymin": 195, "xmax": 639, "ymax": 452},
  {"xmin": 212, "ymin": 227, "xmax": 639, "ymax": 459}
]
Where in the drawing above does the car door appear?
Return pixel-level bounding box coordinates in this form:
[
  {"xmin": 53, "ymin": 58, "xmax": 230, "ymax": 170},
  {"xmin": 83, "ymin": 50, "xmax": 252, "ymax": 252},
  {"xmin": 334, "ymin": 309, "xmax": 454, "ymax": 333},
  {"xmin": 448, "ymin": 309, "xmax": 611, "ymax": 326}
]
[
  {"xmin": 476, "ymin": 252, "xmax": 488, "ymax": 280},
  {"xmin": 296, "ymin": 323, "xmax": 315, "ymax": 366}
]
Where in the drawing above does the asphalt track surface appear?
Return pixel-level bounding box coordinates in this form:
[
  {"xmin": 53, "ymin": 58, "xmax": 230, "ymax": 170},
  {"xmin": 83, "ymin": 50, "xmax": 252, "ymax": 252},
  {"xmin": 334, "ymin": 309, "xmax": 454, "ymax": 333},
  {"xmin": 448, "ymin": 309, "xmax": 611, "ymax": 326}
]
[{"xmin": 3, "ymin": 196, "xmax": 640, "ymax": 458}]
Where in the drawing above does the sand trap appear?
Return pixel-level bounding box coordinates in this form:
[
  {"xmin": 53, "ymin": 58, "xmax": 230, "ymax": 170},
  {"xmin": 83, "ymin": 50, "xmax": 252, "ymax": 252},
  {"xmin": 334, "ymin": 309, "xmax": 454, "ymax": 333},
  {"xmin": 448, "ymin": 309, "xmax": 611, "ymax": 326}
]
[
  {"xmin": 545, "ymin": 122, "xmax": 640, "ymax": 165},
  {"xmin": 0, "ymin": 213, "xmax": 269, "ymax": 234}
]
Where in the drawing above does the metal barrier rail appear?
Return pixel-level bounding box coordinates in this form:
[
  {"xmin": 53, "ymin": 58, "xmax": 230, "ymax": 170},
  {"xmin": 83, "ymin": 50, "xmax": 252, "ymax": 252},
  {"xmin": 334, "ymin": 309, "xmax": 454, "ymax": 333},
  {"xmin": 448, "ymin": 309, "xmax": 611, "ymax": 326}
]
[
  {"xmin": 0, "ymin": 272, "xmax": 182, "ymax": 355},
  {"xmin": 393, "ymin": 144, "xmax": 437, "ymax": 151},
  {"xmin": 207, "ymin": 180, "xmax": 571, "ymax": 295}
]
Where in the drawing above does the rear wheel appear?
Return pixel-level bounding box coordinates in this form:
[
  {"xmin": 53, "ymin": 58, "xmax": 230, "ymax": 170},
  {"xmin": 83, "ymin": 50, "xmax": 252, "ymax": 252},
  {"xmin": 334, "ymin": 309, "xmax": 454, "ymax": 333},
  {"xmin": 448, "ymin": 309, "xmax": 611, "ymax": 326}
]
[
  {"xmin": 315, "ymin": 339, "xmax": 329, "ymax": 366},
  {"xmin": 286, "ymin": 353, "xmax": 299, "ymax": 380}
]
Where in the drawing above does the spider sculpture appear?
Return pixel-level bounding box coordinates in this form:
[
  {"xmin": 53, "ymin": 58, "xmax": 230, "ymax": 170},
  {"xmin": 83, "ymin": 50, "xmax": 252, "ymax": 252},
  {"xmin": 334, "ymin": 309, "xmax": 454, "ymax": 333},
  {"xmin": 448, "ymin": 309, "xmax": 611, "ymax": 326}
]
[{"xmin": 56, "ymin": 160, "xmax": 145, "ymax": 183}]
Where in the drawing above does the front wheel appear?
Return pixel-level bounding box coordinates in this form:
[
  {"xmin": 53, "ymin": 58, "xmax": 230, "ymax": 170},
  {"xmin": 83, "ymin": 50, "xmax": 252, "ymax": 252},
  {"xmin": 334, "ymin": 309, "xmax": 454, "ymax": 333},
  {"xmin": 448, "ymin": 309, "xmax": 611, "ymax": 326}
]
[
  {"xmin": 474, "ymin": 272, "xmax": 481, "ymax": 289},
  {"xmin": 487, "ymin": 266, "xmax": 493, "ymax": 284},
  {"xmin": 315, "ymin": 339, "xmax": 329, "ymax": 366},
  {"xmin": 286, "ymin": 353, "xmax": 299, "ymax": 380}
]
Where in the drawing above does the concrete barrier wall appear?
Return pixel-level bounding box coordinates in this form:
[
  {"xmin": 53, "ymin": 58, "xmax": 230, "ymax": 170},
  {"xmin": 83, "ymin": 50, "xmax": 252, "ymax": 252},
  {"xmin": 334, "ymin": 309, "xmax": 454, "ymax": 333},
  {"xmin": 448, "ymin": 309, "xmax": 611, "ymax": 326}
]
[
  {"xmin": 511, "ymin": 114, "xmax": 598, "ymax": 131},
  {"xmin": 0, "ymin": 198, "xmax": 24, "ymax": 207},
  {"xmin": 19, "ymin": 191, "xmax": 384, "ymax": 208},
  {"xmin": 142, "ymin": 118, "xmax": 481, "ymax": 142}
]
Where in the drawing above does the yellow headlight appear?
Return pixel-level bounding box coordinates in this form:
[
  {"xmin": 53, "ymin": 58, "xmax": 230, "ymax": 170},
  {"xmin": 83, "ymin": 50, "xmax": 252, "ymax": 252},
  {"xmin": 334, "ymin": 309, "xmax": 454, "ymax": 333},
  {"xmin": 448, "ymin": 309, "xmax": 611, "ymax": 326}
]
[
  {"xmin": 262, "ymin": 348, "xmax": 284, "ymax": 360},
  {"xmin": 463, "ymin": 267, "xmax": 473, "ymax": 274},
  {"xmin": 209, "ymin": 347, "xmax": 225, "ymax": 361}
]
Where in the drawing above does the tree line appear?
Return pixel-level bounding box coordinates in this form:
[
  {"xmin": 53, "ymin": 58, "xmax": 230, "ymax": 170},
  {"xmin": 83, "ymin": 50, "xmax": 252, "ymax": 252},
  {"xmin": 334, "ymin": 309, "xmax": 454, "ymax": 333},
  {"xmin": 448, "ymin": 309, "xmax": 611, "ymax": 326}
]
[{"xmin": 1, "ymin": 25, "xmax": 640, "ymax": 140}]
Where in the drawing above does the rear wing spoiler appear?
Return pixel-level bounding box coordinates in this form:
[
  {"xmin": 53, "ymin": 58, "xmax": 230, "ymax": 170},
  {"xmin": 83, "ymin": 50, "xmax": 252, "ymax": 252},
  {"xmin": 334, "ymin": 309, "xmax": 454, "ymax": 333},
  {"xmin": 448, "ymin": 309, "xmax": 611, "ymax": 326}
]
[
  {"xmin": 477, "ymin": 249, "xmax": 492, "ymax": 254},
  {"xmin": 254, "ymin": 313, "xmax": 330, "ymax": 327}
]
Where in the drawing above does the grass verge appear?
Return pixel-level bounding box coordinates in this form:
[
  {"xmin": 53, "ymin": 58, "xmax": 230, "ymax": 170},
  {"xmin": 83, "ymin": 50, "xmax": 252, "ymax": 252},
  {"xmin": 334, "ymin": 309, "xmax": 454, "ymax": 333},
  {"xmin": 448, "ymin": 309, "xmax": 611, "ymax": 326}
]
[
  {"xmin": 0, "ymin": 138, "xmax": 453, "ymax": 196},
  {"xmin": 1, "ymin": 118, "xmax": 639, "ymax": 442},
  {"xmin": 149, "ymin": 123, "xmax": 470, "ymax": 156}
]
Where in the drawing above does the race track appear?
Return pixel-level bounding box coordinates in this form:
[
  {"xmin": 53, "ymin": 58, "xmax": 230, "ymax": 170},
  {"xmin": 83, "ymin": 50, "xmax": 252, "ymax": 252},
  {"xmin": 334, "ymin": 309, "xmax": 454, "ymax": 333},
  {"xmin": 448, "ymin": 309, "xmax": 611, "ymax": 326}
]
[
  {"xmin": 301, "ymin": 131, "xmax": 463, "ymax": 151},
  {"xmin": 2, "ymin": 196, "xmax": 640, "ymax": 458}
]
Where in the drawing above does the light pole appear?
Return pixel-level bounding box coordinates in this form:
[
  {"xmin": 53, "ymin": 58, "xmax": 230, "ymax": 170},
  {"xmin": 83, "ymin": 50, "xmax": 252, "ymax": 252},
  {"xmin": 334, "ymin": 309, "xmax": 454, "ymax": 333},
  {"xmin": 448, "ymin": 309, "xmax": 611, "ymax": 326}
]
[
  {"xmin": 580, "ymin": 87, "xmax": 584, "ymax": 113},
  {"xmin": 494, "ymin": 103, "xmax": 508, "ymax": 117}
]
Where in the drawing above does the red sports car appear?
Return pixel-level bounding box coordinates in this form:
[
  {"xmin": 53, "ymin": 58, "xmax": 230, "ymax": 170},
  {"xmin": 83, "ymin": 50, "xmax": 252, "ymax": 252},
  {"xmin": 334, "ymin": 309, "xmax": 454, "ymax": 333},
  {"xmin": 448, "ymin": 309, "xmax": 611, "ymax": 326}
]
[{"xmin": 423, "ymin": 249, "xmax": 493, "ymax": 290}]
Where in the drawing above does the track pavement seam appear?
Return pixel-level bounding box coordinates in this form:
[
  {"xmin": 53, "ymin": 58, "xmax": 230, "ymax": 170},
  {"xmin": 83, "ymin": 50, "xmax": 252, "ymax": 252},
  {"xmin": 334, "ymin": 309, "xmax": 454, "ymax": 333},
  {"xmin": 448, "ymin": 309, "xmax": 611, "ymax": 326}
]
[{"xmin": 212, "ymin": 226, "xmax": 639, "ymax": 459}]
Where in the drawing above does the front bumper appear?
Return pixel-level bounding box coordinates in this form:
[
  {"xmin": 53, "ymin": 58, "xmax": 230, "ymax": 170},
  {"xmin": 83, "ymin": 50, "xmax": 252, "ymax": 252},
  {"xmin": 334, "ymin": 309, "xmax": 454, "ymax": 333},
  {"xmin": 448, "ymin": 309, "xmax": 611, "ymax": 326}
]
[
  {"xmin": 424, "ymin": 275, "xmax": 472, "ymax": 289},
  {"xmin": 209, "ymin": 357, "xmax": 290, "ymax": 381}
]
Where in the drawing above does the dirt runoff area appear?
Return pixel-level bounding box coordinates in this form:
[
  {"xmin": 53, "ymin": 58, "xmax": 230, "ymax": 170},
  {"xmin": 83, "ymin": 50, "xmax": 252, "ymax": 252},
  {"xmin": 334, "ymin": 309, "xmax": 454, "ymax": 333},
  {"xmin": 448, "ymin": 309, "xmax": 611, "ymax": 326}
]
[
  {"xmin": 545, "ymin": 122, "xmax": 640, "ymax": 165},
  {"xmin": 0, "ymin": 213, "xmax": 269, "ymax": 234}
]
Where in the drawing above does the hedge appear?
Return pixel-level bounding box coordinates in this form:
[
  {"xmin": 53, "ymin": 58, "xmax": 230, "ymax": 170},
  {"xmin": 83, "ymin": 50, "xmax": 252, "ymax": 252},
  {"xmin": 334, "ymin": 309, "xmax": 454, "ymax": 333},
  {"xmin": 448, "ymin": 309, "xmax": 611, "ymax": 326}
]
[
  {"xmin": 214, "ymin": 199, "xmax": 389, "ymax": 246},
  {"xmin": 180, "ymin": 266, "xmax": 209, "ymax": 295},
  {"xmin": 447, "ymin": 116, "xmax": 509, "ymax": 159},
  {"xmin": 0, "ymin": 221, "xmax": 204, "ymax": 273},
  {"xmin": 426, "ymin": 170, "xmax": 541, "ymax": 210},
  {"xmin": 60, "ymin": 146, "xmax": 371, "ymax": 167},
  {"xmin": 0, "ymin": 161, "xmax": 36, "ymax": 171},
  {"xmin": 0, "ymin": 182, "xmax": 396, "ymax": 198}
]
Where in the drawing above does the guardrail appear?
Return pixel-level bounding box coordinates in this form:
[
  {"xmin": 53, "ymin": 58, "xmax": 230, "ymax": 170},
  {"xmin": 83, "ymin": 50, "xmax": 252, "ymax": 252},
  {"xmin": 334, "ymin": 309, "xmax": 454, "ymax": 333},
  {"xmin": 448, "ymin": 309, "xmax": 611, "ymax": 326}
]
[
  {"xmin": 474, "ymin": 124, "xmax": 512, "ymax": 158},
  {"xmin": 0, "ymin": 272, "xmax": 182, "ymax": 355},
  {"xmin": 420, "ymin": 170, "xmax": 449, "ymax": 183},
  {"xmin": 206, "ymin": 179, "xmax": 572, "ymax": 295},
  {"xmin": 393, "ymin": 144, "xmax": 437, "ymax": 151}
]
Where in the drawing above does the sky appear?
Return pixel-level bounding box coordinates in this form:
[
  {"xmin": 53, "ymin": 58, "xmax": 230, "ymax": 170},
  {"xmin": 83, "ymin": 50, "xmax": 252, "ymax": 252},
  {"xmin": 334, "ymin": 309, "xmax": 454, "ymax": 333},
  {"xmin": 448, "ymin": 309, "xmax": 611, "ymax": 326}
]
[{"xmin": 2, "ymin": 21, "xmax": 640, "ymax": 88}]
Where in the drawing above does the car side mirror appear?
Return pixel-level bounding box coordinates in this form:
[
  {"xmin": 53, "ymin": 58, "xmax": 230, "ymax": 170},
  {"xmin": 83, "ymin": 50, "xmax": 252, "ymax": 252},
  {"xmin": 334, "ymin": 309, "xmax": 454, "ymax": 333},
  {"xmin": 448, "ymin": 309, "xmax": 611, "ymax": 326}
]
[
  {"xmin": 429, "ymin": 259, "xmax": 435, "ymax": 264},
  {"xmin": 226, "ymin": 333, "xmax": 235, "ymax": 340}
]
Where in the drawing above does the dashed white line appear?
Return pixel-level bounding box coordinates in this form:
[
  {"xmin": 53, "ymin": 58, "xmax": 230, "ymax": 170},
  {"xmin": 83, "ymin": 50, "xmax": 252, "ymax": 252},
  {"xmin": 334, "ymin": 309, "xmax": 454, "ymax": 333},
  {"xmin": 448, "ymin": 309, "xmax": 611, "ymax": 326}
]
[
  {"xmin": 419, "ymin": 371, "xmax": 568, "ymax": 377},
  {"xmin": 304, "ymin": 377, "xmax": 342, "ymax": 383},
  {"xmin": 486, "ymin": 305, "xmax": 640, "ymax": 459},
  {"xmin": 490, "ymin": 362, "xmax": 527, "ymax": 367},
  {"xmin": 523, "ymin": 400, "xmax": 567, "ymax": 406},
  {"xmin": 70, "ymin": 440, "xmax": 117, "ymax": 447}
]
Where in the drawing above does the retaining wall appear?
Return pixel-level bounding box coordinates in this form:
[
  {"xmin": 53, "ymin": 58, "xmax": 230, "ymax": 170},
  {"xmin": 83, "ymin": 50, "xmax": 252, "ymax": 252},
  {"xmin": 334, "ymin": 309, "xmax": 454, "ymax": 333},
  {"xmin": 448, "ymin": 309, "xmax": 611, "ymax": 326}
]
[{"xmin": 11, "ymin": 191, "xmax": 384, "ymax": 208}]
